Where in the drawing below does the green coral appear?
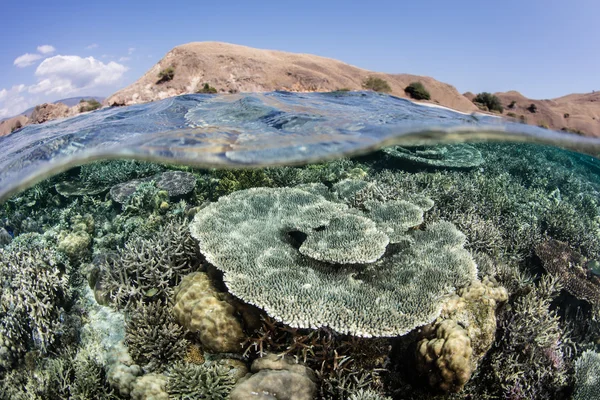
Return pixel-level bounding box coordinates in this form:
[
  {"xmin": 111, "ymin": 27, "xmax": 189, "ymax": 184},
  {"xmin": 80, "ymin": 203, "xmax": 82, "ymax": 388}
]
[
  {"xmin": 100, "ymin": 218, "xmax": 199, "ymax": 308},
  {"xmin": 0, "ymin": 234, "xmax": 72, "ymax": 367},
  {"xmin": 166, "ymin": 362, "xmax": 236, "ymax": 400},
  {"xmin": 125, "ymin": 299, "xmax": 189, "ymax": 372},
  {"xmin": 211, "ymin": 168, "xmax": 273, "ymax": 198},
  {"xmin": 349, "ymin": 389, "xmax": 392, "ymax": 400}
]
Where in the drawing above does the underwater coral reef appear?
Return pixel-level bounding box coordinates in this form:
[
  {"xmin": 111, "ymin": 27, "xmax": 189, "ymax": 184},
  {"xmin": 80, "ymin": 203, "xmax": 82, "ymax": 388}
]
[{"xmin": 1, "ymin": 142, "xmax": 599, "ymax": 399}]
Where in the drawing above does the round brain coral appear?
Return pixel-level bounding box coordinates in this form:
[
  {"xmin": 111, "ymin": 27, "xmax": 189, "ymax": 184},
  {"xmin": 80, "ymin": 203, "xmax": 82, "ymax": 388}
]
[
  {"xmin": 173, "ymin": 272, "xmax": 245, "ymax": 353},
  {"xmin": 190, "ymin": 187, "xmax": 477, "ymax": 337},
  {"xmin": 416, "ymin": 319, "xmax": 473, "ymax": 392}
]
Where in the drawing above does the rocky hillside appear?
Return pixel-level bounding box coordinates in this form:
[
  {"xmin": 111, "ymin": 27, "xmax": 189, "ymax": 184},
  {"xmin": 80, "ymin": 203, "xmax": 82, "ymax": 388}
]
[
  {"xmin": 465, "ymin": 90, "xmax": 600, "ymax": 137},
  {"xmin": 0, "ymin": 100, "xmax": 102, "ymax": 136},
  {"xmin": 105, "ymin": 42, "xmax": 478, "ymax": 113}
]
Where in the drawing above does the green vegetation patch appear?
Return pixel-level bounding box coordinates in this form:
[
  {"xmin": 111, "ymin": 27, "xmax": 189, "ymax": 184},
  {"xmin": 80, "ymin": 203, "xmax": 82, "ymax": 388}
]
[
  {"xmin": 79, "ymin": 99, "xmax": 102, "ymax": 113},
  {"xmin": 157, "ymin": 66, "xmax": 175, "ymax": 84},
  {"xmin": 473, "ymin": 92, "xmax": 503, "ymax": 113},
  {"xmin": 196, "ymin": 83, "xmax": 218, "ymax": 94},
  {"xmin": 404, "ymin": 82, "xmax": 431, "ymax": 101},
  {"xmin": 362, "ymin": 76, "xmax": 392, "ymax": 93}
]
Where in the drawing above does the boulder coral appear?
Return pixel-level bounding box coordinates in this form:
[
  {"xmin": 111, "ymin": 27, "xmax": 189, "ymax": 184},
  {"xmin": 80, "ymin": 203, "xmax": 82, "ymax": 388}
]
[
  {"xmin": 172, "ymin": 271, "xmax": 245, "ymax": 353},
  {"xmin": 131, "ymin": 373, "xmax": 169, "ymax": 400},
  {"xmin": 415, "ymin": 277, "xmax": 508, "ymax": 392},
  {"xmin": 230, "ymin": 353, "xmax": 317, "ymax": 400},
  {"xmin": 416, "ymin": 319, "xmax": 472, "ymax": 393},
  {"xmin": 190, "ymin": 187, "xmax": 477, "ymax": 337}
]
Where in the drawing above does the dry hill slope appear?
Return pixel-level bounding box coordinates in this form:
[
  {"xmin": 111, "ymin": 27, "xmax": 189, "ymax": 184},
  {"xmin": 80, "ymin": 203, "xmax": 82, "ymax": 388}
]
[
  {"xmin": 477, "ymin": 91, "xmax": 600, "ymax": 137},
  {"xmin": 0, "ymin": 101, "xmax": 101, "ymax": 137},
  {"xmin": 106, "ymin": 42, "xmax": 478, "ymax": 113}
]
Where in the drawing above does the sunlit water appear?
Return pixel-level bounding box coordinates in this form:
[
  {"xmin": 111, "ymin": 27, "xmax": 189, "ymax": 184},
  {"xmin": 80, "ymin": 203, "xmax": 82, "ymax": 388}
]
[{"xmin": 0, "ymin": 92, "xmax": 598, "ymax": 400}]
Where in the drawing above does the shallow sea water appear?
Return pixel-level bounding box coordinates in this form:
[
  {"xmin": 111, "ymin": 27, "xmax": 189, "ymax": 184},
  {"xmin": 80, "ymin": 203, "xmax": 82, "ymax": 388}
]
[{"xmin": 0, "ymin": 92, "xmax": 599, "ymax": 399}]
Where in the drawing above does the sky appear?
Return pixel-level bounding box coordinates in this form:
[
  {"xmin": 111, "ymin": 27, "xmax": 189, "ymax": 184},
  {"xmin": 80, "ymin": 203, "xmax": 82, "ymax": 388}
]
[{"xmin": 0, "ymin": 0, "xmax": 598, "ymax": 119}]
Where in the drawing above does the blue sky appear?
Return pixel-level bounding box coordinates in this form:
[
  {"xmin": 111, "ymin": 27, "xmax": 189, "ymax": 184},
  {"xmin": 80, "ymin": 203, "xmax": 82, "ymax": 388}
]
[{"xmin": 1, "ymin": 0, "xmax": 598, "ymax": 118}]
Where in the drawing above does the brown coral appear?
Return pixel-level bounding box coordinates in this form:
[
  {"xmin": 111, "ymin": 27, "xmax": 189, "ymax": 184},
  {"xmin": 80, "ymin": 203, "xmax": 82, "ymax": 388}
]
[
  {"xmin": 536, "ymin": 239, "xmax": 600, "ymax": 308},
  {"xmin": 416, "ymin": 278, "xmax": 508, "ymax": 392},
  {"xmin": 173, "ymin": 272, "xmax": 245, "ymax": 353},
  {"xmin": 416, "ymin": 319, "xmax": 473, "ymax": 393}
]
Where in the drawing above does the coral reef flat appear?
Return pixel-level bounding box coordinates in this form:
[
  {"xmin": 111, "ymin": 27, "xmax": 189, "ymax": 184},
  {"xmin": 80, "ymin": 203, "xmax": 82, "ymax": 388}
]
[{"xmin": 1, "ymin": 142, "xmax": 599, "ymax": 399}]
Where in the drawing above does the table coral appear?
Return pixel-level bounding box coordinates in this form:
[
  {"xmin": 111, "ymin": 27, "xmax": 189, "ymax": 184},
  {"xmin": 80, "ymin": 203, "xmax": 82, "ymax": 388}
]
[
  {"xmin": 190, "ymin": 187, "xmax": 477, "ymax": 337},
  {"xmin": 383, "ymin": 144, "xmax": 484, "ymax": 169}
]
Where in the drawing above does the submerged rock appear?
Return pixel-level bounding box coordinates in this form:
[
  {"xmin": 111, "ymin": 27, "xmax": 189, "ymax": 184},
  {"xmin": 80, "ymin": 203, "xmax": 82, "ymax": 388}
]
[{"xmin": 230, "ymin": 353, "xmax": 317, "ymax": 400}]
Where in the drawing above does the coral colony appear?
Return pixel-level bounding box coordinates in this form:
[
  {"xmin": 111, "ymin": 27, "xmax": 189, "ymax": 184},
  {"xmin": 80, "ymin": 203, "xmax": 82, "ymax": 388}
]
[{"xmin": 1, "ymin": 142, "xmax": 599, "ymax": 399}]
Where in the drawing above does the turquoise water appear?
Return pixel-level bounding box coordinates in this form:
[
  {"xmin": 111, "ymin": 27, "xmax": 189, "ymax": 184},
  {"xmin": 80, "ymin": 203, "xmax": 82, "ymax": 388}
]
[{"xmin": 0, "ymin": 92, "xmax": 599, "ymax": 399}]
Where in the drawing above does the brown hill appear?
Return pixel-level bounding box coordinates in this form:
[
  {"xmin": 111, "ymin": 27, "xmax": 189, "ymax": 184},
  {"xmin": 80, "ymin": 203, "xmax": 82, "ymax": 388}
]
[
  {"xmin": 106, "ymin": 42, "xmax": 478, "ymax": 113},
  {"xmin": 471, "ymin": 90, "xmax": 600, "ymax": 137},
  {"xmin": 0, "ymin": 101, "xmax": 102, "ymax": 137},
  {"xmin": 0, "ymin": 115, "xmax": 28, "ymax": 136}
]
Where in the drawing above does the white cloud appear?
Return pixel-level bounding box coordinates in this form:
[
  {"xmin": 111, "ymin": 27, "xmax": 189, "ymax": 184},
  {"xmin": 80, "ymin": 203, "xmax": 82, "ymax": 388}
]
[
  {"xmin": 118, "ymin": 56, "xmax": 131, "ymax": 62},
  {"xmin": 37, "ymin": 45, "xmax": 56, "ymax": 54},
  {"xmin": 30, "ymin": 55, "xmax": 128, "ymax": 96},
  {"xmin": 1, "ymin": 55, "xmax": 127, "ymax": 118},
  {"xmin": 0, "ymin": 85, "xmax": 33, "ymax": 119},
  {"xmin": 86, "ymin": 43, "xmax": 99, "ymax": 49},
  {"xmin": 14, "ymin": 53, "xmax": 43, "ymax": 68},
  {"xmin": 128, "ymin": 47, "xmax": 136, "ymax": 55}
]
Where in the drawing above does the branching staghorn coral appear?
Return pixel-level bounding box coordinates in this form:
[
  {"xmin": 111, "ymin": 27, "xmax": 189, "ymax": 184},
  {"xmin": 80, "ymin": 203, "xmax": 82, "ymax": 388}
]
[
  {"xmin": 165, "ymin": 361, "xmax": 236, "ymax": 400},
  {"xmin": 125, "ymin": 299, "xmax": 189, "ymax": 372},
  {"xmin": 190, "ymin": 187, "xmax": 477, "ymax": 337},
  {"xmin": 243, "ymin": 316, "xmax": 389, "ymax": 399},
  {"xmin": 100, "ymin": 218, "xmax": 200, "ymax": 308},
  {"xmin": 0, "ymin": 348, "xmax": 116, "ymax": 400},
  {"xmin": 0, "ymin": 234, "xmax": 72, "ymax": 368},
  {"xmin": 489, "ymin": 274, "xmax": 574, "ymax": 399}
]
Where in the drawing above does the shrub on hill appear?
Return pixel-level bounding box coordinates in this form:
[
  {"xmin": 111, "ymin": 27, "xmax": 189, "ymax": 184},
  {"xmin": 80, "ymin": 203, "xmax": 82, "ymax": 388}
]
[
  {"xmin": 561, "ymin": 127, "xmax": 585, "ymax": 135},
  {"xmin": 473, "ymin": 92, "xmax": 503, "ymax": 113},
  {"xmin": 196, "ymin": 83, "xmax": 218, "ymax": 94},
  {"xmin": 79, "ymin": 99, "xmax": 102, "ymax": 112},
  {"xmin": 404, "ymin": 82, "xmax": 431, "ymax": 100},
  {"xmin": 362, "ymin": 76, "xmax": 391, "ymax": 93},
  {"xmin": 157, "ymin": 67, "xmax": 175, "ymax": 84},
  {"xmin": 527, "ymin": 103, "xmax": 537, "ymax": 113},
  {"xmin": 10, "ymin": 121, "xmax": 22, "ymax": 133},
  {"xmin": 508, "ymin": 100, "xmax": 517, "ymax": 109}
]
